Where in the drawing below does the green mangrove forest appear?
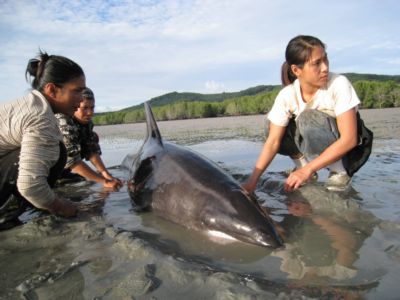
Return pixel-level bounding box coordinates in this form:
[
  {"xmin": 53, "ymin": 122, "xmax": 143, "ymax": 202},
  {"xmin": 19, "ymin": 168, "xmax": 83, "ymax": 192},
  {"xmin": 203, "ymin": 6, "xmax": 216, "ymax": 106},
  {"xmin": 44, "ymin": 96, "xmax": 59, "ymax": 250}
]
[{"xmin": 93, "ymin": 73, "xmax": 400, "ymax": 125}]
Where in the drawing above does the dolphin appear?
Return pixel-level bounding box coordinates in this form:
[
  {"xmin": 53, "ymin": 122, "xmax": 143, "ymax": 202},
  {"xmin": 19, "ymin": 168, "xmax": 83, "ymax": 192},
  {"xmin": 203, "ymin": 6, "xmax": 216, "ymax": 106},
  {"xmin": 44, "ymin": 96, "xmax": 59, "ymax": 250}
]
[{"xmin": 122, "ymin": 102, "xmax": 283, "ymax": 248}]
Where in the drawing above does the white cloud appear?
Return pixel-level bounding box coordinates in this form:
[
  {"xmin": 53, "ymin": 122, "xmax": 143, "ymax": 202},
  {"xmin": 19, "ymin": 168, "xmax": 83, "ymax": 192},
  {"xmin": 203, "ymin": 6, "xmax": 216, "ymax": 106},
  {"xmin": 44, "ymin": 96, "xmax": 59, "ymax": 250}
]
[
  {"xmin": 95, "ymin": 105, "xmax": 125, "ymax": 113},
  {"xmin": 205, "ymin": 80, "xmax": 226, "ymax": 93}
]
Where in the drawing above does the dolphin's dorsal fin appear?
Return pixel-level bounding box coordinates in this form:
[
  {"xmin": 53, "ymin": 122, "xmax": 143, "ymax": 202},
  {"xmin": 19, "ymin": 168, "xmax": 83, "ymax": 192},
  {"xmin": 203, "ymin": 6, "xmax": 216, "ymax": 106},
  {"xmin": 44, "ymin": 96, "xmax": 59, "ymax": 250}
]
[{"xmin": 144, "ymin": 102, "xmax": 163, "ymax": 146}]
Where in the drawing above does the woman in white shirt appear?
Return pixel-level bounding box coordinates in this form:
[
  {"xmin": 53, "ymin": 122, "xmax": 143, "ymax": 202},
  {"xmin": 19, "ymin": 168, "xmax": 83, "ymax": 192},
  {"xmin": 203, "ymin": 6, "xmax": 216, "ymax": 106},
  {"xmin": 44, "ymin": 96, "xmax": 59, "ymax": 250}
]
[
  {"xmin": 0, "ymin": 51, "xmax": 86, "ymax": 228},
  {"xmin": 242, "ymin": 35, "xmax": 372, "ymax": 194}
]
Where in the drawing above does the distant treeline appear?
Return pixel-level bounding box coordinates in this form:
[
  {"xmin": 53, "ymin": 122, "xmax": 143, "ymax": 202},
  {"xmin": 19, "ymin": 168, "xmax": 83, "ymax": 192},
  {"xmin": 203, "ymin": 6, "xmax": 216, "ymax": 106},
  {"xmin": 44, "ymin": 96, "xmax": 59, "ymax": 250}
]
[{"xmin": 93, "ymin": 74, "xmax": 400, "ymax": 125}]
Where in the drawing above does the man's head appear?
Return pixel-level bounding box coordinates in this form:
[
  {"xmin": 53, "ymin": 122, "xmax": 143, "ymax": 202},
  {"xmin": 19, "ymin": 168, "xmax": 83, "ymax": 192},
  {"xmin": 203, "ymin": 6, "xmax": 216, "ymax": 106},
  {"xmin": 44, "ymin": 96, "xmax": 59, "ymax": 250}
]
[{"xmin": 74, "ymin": 87, "xmax": 95, "ymax": 124}]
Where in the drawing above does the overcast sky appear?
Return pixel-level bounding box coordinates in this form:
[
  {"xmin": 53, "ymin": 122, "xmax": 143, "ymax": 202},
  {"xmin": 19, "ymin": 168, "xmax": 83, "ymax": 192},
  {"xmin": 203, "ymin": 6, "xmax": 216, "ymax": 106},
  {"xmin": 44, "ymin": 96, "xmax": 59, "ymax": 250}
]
[{"xmin": 1, "ymin": 0, "xmax": 399, "ymax": 112}]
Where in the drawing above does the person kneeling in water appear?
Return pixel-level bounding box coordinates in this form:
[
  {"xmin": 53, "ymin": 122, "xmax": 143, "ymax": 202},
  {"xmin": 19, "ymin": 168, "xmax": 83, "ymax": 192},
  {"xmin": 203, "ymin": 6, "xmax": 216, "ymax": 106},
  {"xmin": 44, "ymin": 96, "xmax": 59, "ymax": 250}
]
[
  {"xmin": 56, "ymin": 87, "xmax": 123, "ymax": 190},
  {"xmin": 242, "ymin": 35, "xmax": 372, "ymax": 194}
]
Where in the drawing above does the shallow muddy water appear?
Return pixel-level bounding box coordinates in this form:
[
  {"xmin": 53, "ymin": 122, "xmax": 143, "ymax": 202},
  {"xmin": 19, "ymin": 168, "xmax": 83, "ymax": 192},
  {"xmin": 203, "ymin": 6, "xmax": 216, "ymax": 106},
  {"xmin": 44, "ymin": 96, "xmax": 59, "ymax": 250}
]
[{"xmin": 1, "ymin": 109, "xmax": 400, "ymax": 299}]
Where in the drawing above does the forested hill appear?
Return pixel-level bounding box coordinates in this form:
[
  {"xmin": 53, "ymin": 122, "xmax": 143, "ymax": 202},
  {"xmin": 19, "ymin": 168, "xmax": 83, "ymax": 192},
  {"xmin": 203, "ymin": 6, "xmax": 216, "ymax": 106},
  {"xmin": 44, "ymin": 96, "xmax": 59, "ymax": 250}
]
[
  {"xmin": 344, "ymin": 73, "xmax": 400, "ymax": 83},
  {"xmin": 118, "ymin": 85, "xmax": 278, "ymax": 112},
  {"xmin": 93, "ymin": 73, "xmax": 400, "ymax": 125}
]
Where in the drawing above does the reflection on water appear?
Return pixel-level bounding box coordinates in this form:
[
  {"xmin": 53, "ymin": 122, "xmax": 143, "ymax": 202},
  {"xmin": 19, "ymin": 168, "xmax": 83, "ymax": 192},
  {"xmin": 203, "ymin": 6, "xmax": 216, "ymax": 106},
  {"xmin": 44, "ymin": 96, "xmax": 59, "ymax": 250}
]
[
  {"xmin": 1, "ymin": 130, "xmax": 400, "ymax": 299},
  {"xmin": 273, "ymin": 188, "xmax": 378, "ymax": 284}
]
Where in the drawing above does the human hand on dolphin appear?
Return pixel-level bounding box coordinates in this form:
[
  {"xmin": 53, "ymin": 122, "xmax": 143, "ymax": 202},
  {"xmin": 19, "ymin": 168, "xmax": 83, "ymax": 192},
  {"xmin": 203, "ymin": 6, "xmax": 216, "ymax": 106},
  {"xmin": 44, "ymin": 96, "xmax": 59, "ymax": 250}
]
[
  {"xmin": 103, "ymin": 177, "xmax": 124, "ymax": 191},
  {"xmin": 241, "ymin": 178, "xmax": 258, "ymax": 194},
  {"xmin": 100, "ymin": 170, "xmax": 124, "ymax": 189}
]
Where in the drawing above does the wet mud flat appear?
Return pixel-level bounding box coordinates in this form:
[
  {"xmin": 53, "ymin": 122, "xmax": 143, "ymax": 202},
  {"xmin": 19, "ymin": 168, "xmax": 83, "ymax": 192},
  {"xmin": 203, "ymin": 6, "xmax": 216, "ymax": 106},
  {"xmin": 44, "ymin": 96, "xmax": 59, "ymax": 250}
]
[{"xmin": 1, "ymin": 108, "xmax": 400, "ymax": 299}]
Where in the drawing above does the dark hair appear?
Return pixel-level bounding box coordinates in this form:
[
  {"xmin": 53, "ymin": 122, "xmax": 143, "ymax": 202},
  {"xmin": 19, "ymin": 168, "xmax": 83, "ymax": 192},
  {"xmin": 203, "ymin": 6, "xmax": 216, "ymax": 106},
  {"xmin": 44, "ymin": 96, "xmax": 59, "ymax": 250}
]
[
  {"xmin": 82, "ymin": 87, "xmax": 95, "ymax": 101},
  {"xmin": 281, "ymin": 35, "xmax": 326, "ymax": 86},
  {"xmin": 25, "ymin": 50, "xmax": 84, "ymax": 91}
]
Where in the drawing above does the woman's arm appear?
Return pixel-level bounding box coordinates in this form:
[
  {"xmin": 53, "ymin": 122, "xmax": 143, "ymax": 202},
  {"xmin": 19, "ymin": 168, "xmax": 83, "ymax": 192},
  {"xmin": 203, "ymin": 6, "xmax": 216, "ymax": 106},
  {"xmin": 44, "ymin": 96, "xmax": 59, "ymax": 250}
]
[
  {"xmin": 285, "ymin": 108, "xmax": 358, "ymax": 191},
  {"xmin": 242, "ymin": 123, "xmax": 286, "ymax": 193}
]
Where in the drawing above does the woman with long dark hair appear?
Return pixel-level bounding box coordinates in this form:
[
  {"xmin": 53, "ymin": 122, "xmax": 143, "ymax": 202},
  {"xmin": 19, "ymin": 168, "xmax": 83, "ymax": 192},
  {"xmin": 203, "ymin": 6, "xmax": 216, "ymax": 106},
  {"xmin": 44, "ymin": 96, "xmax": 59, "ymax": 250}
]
[
  {"xmin": 243, "ymin": 35, "xmax": 372, "ymax": 193},
  {"xmin": 0, "ymin": 51, "xmax": 86, "ymax": 228}
]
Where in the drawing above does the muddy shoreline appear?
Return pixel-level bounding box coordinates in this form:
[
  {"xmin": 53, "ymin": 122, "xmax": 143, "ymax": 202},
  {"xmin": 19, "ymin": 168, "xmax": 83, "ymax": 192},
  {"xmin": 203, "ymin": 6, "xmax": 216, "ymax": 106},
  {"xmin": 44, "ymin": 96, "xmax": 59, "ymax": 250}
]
[{"xmin": 1, "ymin": 108, "xmax": 399, "ymax": 299}]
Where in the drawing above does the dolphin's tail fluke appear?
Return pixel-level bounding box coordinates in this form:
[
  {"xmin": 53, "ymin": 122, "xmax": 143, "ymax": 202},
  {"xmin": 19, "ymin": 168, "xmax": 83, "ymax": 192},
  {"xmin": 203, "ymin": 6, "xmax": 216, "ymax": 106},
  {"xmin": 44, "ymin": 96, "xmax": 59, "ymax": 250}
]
[{"xmin": 144, "ymin": 102, "xmax": 163, "ymax": 145}]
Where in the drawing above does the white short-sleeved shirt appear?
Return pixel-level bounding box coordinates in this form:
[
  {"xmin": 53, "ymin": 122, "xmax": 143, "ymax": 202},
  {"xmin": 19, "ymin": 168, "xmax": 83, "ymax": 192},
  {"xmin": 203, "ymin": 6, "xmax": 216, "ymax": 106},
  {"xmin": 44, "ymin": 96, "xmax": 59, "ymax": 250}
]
[{"xmin": 268, "ymin": 73, "xmax": 360, "ymax": 127}]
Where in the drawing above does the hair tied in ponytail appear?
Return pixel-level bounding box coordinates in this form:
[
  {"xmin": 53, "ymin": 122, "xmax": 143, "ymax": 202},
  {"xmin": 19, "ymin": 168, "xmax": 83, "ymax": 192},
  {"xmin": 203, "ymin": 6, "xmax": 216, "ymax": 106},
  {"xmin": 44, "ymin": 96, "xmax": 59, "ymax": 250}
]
[
  {"xmin": 36, "ymin": 51, "xmax": 50, "ymax": 82},
  {"xmin": 25, "ymin": 50, "xmax": 84, "ymax": 91},
  {"xmin": 25, "ymin": 50, "xmax": 50, "ymax": 89}
]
